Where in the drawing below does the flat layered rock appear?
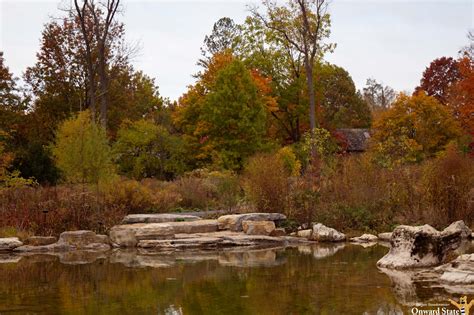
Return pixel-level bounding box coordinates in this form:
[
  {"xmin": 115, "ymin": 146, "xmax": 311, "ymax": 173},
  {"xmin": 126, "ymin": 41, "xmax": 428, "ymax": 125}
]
[
  {"xmin": 109, "ymin": 220, "xmax": 219, "ymax": 247},
  {"xmin": 122, "ymin": 213, "xmax": 202, "ymax": 224},
  {"xmin": 0, "ymin": 237, "xmax": 23, "ymax": 251},
  {"xmin": 217, "ymin": 213, "xmax": 286, "ymax": 231},
  {"xmin": 377, "ymin": 222, "xmax": 469, "ymax": 269}
]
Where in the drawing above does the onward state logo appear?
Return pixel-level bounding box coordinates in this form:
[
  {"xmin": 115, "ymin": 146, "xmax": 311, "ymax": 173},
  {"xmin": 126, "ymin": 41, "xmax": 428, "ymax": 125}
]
[
  {"xmin": 411, "ymin": 296, "xmax": 474, "ymax": 315},
  {"xmin": 449, "ymin": 296, "xmax": 474, "ymax": 315}
]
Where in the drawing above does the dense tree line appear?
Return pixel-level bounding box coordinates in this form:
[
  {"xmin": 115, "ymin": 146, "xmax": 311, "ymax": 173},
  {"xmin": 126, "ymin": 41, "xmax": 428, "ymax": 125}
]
[{"xmin": 0, "ymin": 0, "xmax": 472, "ymax": 188}]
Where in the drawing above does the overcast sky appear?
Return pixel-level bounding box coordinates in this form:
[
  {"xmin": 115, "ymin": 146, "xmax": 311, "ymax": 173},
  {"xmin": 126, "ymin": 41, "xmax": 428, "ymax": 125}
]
[{"xmin": 1, "ymin": 0, "xmax": 472, "ymax": 101}]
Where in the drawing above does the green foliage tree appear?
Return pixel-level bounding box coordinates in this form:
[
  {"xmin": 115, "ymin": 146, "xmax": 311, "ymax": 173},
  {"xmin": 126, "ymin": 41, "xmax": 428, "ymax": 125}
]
[
  {"xmin": 316, "ymin": 63, "xmax": 371, "ymax": 128},
  {"xmin": 52, "ymin": 110, "xmax": 114, "ymax": 184},
  {"xmin": 371, "ymin": 93, "xmax": 463, "ymax": 167},
  {"xmin": 113, "ymin": 119, "xmax": 189, "ymax": 180},
  {"xmin": 198, "ymin": 59, "xmax": 267, "ymax": 170}
]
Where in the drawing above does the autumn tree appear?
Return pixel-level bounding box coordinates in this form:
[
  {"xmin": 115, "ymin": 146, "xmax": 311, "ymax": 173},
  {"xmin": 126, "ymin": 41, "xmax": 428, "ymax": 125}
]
[
  {"xmin": 415, "ymin": 57, "xmax": 461, "ymax": 105},
  {"xmin": 448, "ymin": 56, "xmax": 474, "ymax": 149},
  {"xmin": 0, "ymin": 52, "xmax": 25, "ymax": 136},
  {"xmin": 371, "ymin": 93, "xmax": 462, "ymax": 167},
  {"xmin": 175, "ymin": 53, "xmax": 270, "ymax": 170},
  {"xmin": 251, "ymin": 0, "xmax": 335, "ymax": 137},
  {"xmin": 200, "ymin": 59, "xmax": 267, "ymax": 170},
  {"xmin": 362, "ymin": 78, "xmax": 396, "ymax": 111}
]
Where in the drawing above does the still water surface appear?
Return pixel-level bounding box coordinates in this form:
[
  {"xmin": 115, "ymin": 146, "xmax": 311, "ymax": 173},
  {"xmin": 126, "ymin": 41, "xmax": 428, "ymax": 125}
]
[{"xmin": 0, "ymin": 244, "xmax": 472, "ymax": 314}]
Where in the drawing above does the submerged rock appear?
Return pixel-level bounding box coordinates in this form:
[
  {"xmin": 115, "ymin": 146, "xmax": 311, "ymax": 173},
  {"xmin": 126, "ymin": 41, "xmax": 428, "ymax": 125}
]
[
  {"xmin": 0, "ymin": 237, "xmax": 23, "ymax": 251},
  {"xmin": 311, "ymin": 223, "xmax": 346, "ymax": 242},
  {"xmin": 15, "ymin": 230, "xmax": 110, "ymax": 252},
  {"xmin": 437, "ymin": 254, "xmax": 474, "ymax": 284},
  {"xmin": 217, "ymin": 213, "xmax": 286, "ymax": 231},
  {"xmin": 122, "ymin": 213, "xmax": 202, "ymax": 224},
  {"xmin": 350, "ymin": 234, "xmax": 378, "ymax": 243},
  {"xmin": 25, "ymin": 236, "xmax": 57, "ymax": 246},
  {"xmin": 242, "ymin": 220, "xmax": 275, "ymax": 236},
  {"xmin": 377, "ymin": 221, "xmax": 471, "ymax": 269}
]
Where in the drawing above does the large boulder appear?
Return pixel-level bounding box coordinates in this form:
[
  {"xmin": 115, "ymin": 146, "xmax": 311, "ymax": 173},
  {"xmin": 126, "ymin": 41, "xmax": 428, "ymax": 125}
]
[
  {"xmin": 242, "ymin": 220, "xmax": 275, "ymax": 236},
  {"xmin": 25, "ymin": 236, "xmax": 57, "ymax": 246},
  {"xmin": 0, "ymin": 238, "xmax": 23, "ymax": 251},
  {"xmin": 377, "ymin": 223, "xmax": 468, "ymax": 269},
  {"xmin": 217, "ymin": 213, "xmax": 286, "ymax": 231},
  {"xmin": 122, "ymin": 213, "xmax": 201, "ymax": 224},
  {"xmin": 311, "ymin": 223, "xmax": 346, "ymax": 242}
]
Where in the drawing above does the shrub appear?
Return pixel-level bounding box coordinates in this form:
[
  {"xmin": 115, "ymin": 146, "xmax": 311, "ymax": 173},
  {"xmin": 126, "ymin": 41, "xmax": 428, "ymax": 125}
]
[
  {"xmin": 52, "ymin": 110, "xmax": 115, "ymax": 184},
  {"xmin": 103, "ymin": 178, "xmax": 155, "ymax": 213},
  {"xmin": 422, "ymin": 145, "xmax": 474, "ymax": 225},
  {"xmin": 243, "ymin": 153, "xmax": 292, "ymax": 214},
  {"xmin": 113, "ymin": 119, "xmax": 189, "ymax": 180}
]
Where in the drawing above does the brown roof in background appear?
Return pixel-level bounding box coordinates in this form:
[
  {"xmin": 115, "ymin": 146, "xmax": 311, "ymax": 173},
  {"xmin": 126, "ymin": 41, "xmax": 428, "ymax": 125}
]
[{"xmin": 336, "ymin": 128, "xmax": 371, "ymax": 152}]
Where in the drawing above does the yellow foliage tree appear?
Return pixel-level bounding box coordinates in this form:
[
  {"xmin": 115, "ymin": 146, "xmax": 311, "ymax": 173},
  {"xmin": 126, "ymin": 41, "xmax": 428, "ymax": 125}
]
[{"xmin": 371, "ymin": 93, "xmax": 462, "ymax": 167}]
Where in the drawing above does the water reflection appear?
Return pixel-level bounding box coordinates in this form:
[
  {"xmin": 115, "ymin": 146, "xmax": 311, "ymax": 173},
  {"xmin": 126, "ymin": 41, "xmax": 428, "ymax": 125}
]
[{"xmin": 0, "ymin": 243, "xmax": 472, "ymax": 314}]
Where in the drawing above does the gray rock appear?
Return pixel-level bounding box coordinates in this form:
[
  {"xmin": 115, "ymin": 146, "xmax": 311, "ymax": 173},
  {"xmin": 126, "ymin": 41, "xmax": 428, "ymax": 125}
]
[
  {"xmin": 122, "ymin": 213, "xmax": 202, "ymax": 224},
  {"xmin": 378, "ymin": 232, "xmax": 392, "ymax": 242},
  {"xmin": 242, "ymin": 220, "xmax": 275, "ymax": 236},
  {"xmin": 217, "ymin": 213, "xmax": 286, "ymax": 231},
  {"xmin": 25, "ymin": 236, "xmax": 57, "ymax": 246},
  {"xmin": 442, "ymin": 220, "xmax": 472, "ymax": 239},
  {"xmin": 377, "ymin": 223, "xmax": 466, "ymax": 269},
  {"xmin": 0, "ymin": 237, "xmax": 23, "ymax": 251},
  {"xmin": 311, "ymin": 223, "xmax": 346, "ymax": 242},
  {"xmin": 350, "ymin": 234, "xmax": 378, "ymax": 243}
]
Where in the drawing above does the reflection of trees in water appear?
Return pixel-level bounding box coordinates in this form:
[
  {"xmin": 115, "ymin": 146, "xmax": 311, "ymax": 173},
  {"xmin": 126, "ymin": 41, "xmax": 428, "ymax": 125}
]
[{"xmin": 0, "ymin": 245, "xmax": 412, "ymax": 314}]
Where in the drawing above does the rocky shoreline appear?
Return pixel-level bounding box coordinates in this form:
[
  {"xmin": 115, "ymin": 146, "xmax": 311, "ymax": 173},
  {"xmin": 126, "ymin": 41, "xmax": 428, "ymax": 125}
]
[{"xmin": 1, "ymin": 212, "xmax": 473, "ymax": 289}]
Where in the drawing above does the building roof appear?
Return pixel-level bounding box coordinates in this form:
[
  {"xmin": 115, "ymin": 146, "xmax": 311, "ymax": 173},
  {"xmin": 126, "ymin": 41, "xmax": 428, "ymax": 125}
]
[{"xmin": 336, "ymin": 128, "xmax": 371, "ymax": 152}]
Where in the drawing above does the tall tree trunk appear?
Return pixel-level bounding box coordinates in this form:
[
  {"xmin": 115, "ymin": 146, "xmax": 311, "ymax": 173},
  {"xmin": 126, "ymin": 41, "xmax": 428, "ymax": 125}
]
[
  {"xmin": 304, "ymin": 56, "xmax": 321, "ymax": 179},
  {"xmin": 97, "ymin": 42, "xmax": 108, "ymax": 129}
]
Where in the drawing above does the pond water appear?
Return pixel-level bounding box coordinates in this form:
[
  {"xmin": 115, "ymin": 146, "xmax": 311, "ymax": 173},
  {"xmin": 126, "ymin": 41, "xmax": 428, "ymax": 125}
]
[{"xmin": 0, "ymin": 244, "xmax": 473, "ymax": 314}]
